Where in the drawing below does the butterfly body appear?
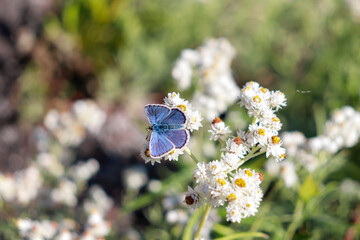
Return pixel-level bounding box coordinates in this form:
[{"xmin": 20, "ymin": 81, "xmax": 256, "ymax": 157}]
[
  {"xmin": 145, "ymin": 104, "xmax": 189, "ymax": 158},
  {"xmin": 150, "ymin": 123, "xmax": 184, "ymax": 133}
]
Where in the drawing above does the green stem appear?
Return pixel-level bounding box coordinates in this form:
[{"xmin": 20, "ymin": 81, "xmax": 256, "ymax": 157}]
[
  {"xmin": 238, "ymin": 146, "xmax": 263, "ymax": 167},
  {"xmin": 194, "ymin": 204, "xmax": 211, "ymax": 240},
  {"xmin": 248, "ymin": 149, "xmax": 265, "ymax": 160},
  {"xmin": 184, "ymin": 147, "xmax": 199, "ymax": 164},
  {"xmin": 284, "ymin": 199, "xmax": 304, "ymax": 240}
]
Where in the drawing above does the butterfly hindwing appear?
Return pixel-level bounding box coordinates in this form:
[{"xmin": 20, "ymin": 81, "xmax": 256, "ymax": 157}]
[
  {"xmin": 149, "ymin": 131, "xmax": 175, "ymax": 158},
  {"xmin": 145, "ymin": 104, "xmax": 171, "ymax": 125},
  {"xmin": 161, "ymin": 108, "xmax": 186, "ymax": 125},
  {"xmin": 163, "ymin": 129, "xmax": 189, "ymax": 149}
]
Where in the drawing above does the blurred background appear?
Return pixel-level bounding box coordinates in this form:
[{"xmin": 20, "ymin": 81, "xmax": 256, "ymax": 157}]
[{"xmin": 0, "ymin": 0, "xmax": 360, "ymax": 239}]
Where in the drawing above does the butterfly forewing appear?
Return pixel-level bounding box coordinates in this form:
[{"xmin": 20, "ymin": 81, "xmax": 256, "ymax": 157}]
[
  {"xmin": 163, "ymin": 129, "xmax": 189, "ymax": 149},
  {"xmin": 145, "ymin": 104, "xmax": 171, "ymax": 125},
  {"xmin": 149, "ymin": 131, "xmax": 175, "ymax": 158},
  {"xmin": 161, "ymin": 108, "xmax": 186, "ymax": 125}
]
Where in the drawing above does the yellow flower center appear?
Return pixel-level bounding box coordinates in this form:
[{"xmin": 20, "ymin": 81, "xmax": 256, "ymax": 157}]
[
  {"xmin": 258, "ymin": 128, "xmax": 266, "ymax": 136},
  {"xmin": 246, "ymin": 203, "xmax": 251, "ymax": 207},
  {"xmin": 260, "ymin": 87, "xmax": 268, "ymax": 93},
  {"xmin": 177, "ymin": 104, "xmax": 187, "ymax": 112},
  {"xmin": 169, "ymin": 150, "xmax": 175, "ymax": 155},
  {"xmin": 145, "ymin": 149, "xmax": 151, "ymax": 158},
  {"xmin": 235, "ymin": 178, "xmax": 246, "ymax": 188},
  {"xmin": 280, "ymin": 153, "xmax": 286, "ymax": 160},
  {"xmin": 272, "ymin": 117, "xmax": 280, "ymax": 122},
  {"xmin": 253, "ymin": 96, "xmax": 261, "ymax": 103},
  {"xmin": 272, "ymin": 135, "xmax": 281, "ymax": 144},
  {"xmin": 245, "ymin": 170, "xmax": 253, "ymax": 177},
  {"xmin": 242, "ymin": 86, "xmax": 250, "ymax": 92},
  {"xmin": 217, "ymin": 178, "xmax": 226, "ymax": 186},
  {"xmin": 227, "ymin": 193, "xmax": 237, "ymax": 202},
  {"xmin": 231, "ymin": 211, "xmax": 236, "ymax": 215}
]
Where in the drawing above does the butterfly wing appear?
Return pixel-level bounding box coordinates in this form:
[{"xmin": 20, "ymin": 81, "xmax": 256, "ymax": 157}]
[
  {"xmin": 161, "ymin": 108, "xmax": 186, "ymax": 125},
  {"xmin": 163, "ymin": 129, "xmax": 189, "ymax": 149},
  {"xmin": 145, "ymin": 104, "xmax": 171, "ymax": 125},
  {"xmin": 149, "ymin": 131, "xmax": 175, "ymax": 158}
]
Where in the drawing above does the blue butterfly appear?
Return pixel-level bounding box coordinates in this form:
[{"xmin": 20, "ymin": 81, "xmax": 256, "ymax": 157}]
[{"xmin": 145, "ymin": 104, "xmax": 189, "ymax": 158}]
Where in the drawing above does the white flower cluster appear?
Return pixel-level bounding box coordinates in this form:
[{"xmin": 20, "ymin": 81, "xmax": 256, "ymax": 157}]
[
  {"xmin": 172, "ymin": 38, "xmax": 240, "ymax": 120},
  {"xmin": 44, "ymin": 99, "xmax": 106, "ymax": 147},
  {"xmin": 84, "ymin": 185, "xmax": 114, "ymax": 216},
  {"xmin": 277, "ymin": 106, "xmax": 360, "ymax": 174},
  {"xmin": 0, "ymin": 98, "xmax": 114, "ymax": 239},
  {"xmin": 184, "ymin": 81, "xmax": 289, "ymax": 222},
  {"xmin": 208, "ymin": 117, "xmax": 232, "ymax": 141},
  {"xmin": 239, "ymin": 81, "xmax": 287, "ymax": 161},
  {"xmin": 16, "ymin": 209, "xmax": 111, "ymax": 240},
  {"xmin": 311, "ymin": 106, "xmax": 360, "ymax": 153},
  {"xmin": 0, "ymin": 165, "xmax": 42, "ymax": 205},
  {"xmin": 265, "ymin": 160, "xmax": 298, "ymax": 188},
  {"xmin": 0, "ymin": 155, "xmax": 100, "ymax": 208},
  {"xmin": 141, "ymin": 92, "xmax": 203, "ymax": 165},
  {"xmin": 186, "ymin": 163, "xmax": 263, "ymax": 223},
  {"xmin": 49, "ymin": 158, "xmax": 99, "ymax": 207}
]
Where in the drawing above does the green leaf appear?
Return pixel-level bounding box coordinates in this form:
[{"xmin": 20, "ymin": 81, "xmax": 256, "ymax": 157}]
[
  {"xmin": 212, "ymin": 223, "xmax": 236, "ymax": 236},
  {"xmin": 213, "ymin": 232, "xmax": 269, "ymax": 240},
  {"xmin": 182, "ymin": 207, "xmax": 204, "ymax": 240},
  {"xmin": 299, "ymin": 175, "xmax": 318, "ymax": 202}
]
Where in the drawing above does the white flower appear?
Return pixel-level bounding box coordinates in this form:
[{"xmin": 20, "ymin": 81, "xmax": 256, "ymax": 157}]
[
  {"xmin": 51, "ymin": 179, "xmax": 77, "ymax": 207},
  {"xmin": 55, "ymin": 229, "xmax": 73, "ymax": 240},
  {"xmin": 44, "ymin": 100, "xmax": 105, "ymax": 147},
  {"xmin": 17, "ymin": 219, "xmax": 34, "ymax": 237},
  {"xmin": 269, "ymin": 90, "xmax": 287, "ymax": 110},
  {"xmin": 164, "ymin": 92, "xmax": 188, "ymax": 107},
  {"xmin": 193, "ymin": 162, "xmax": 207, "ymax": 183},
  {"xmin": 86, "ymin": 211, "xmax": 111, "ymax": 237},
  {"xmin": 72, "ymin": 100, "xmax": 106, "ymax": 135},
  {"xmin": 165, "ymin": 209, "xmax": 188, "ymax": 224},
  {"xmin": 44, "ymin": 109, "xmax": 61, "ymax": 131},
  {"xmin": 187, "ymin": 109, "xmax": 203, "ymax": 132},
  {"xmin": 221, "ymin": 153, "xmax": 241, "ymax": 170},
  {"xmin": 164, "ymin": 148, "xmax": 185, "ymax": 161},
  {"xmin": 36, "ymin": 153, "xmax": 64, "ymax": 177},
  {"xmin": 280, "ymin": 161, "xmax": 298, "ymax": 188},
  {"xmin": 223, "ymin": 168, "xmax": 263, "ymax": 223},
  {"xmin": 0, "ymin": 174, "xmax": 16, "ymax": 201},
  {"xmin": 281, "ymin": 131, "xmax": 306, "ymax": 157},
  {"xmin": 222, "ymin": 137, "xmax": 248, "ymax": 159},
  {"xmin": 84, "ymin": 185, "xmax": 114, "ymax": 215},
  {"xmin": 140, "ymin": 144, "xmax": 161, "ymax": 165},
  {"xmin": 209, "ymin": 117, "xmax": 232, "ymax": 141},
  {"xmin": 172, "ymin": 38, "xmax": 240, "ymax": 120},
  {"xmin": 172, "ymin": 59, "xmax": 193, "ymax": 90},
  {"xmin": 15, "ymin": 166, "xmax": 43, "ymax": 205},
  {"xmin": 123, "ymin": 166, "xmax": 148, "ymax": 190},
  {"xmin": 70, "ymin": 159, "xmax": 99, "ymax": 182},
  {"xmin": 248, "ymin": 123, "xmax": 270, "ymax": 146}
]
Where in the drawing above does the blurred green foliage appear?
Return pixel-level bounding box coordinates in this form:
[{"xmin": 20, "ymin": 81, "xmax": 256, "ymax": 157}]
[
  {"xmin": 41, "ymin": 0, "xmax": 359, "ymax": 133},
  {"xmin": 14, "ymin": 0, "xmax": 360, "ymax": 239}
]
